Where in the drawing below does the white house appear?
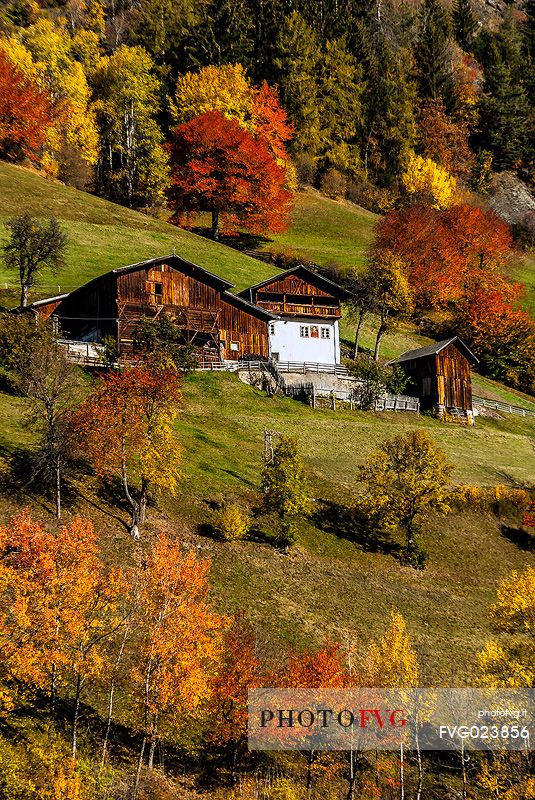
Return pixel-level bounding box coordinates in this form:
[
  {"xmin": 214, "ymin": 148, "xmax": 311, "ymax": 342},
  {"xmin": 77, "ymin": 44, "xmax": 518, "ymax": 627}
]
[{"xmin": 240, "ymin": 265, "xmax": 347, "ymax": 365}]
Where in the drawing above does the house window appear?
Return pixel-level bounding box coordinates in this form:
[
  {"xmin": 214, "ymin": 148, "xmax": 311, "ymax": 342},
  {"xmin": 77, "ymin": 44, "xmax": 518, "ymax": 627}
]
[
  {"xmin": 310, "ymin": 325, "xmax": 319, "ymax": 338},
  {"xmin": 154, "ymin": 282, "xmax": 163, "ymax": 296},
  {"xmin": 230, "ymin": 341, "xmax": 240, "ymax": 351},
  {"xmin": 269, "ymin": 323, "xmax": 275, "ymax": 335},
  {"xmin": 300, "ymin": 326, "xmax": 309, "ymax": 338},
  {"xmin": 321, "ymin": 327, "xmax": 330, "ymax": 339}
]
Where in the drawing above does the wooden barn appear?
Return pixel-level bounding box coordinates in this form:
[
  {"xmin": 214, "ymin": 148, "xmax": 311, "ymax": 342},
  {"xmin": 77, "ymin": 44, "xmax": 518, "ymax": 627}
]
[
  {"xmin": 30, "ymin": 255, "xmax": 275, "ymax": 362},
  {"xmin": 393, "ymin": 337, "xmax": 479, "ymax": 419},
  {"xmin": 239, "ymin": 265, "xmax": 347, "ymax": 365}
]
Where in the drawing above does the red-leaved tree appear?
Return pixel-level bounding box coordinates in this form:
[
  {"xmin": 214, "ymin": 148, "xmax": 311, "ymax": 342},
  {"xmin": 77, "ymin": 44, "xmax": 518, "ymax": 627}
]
[
  {"xmin": 0, "ymin": 51, "xmax": 51, "ymax": 163},
  {"xmin": 375, "ymin": 203, "xmax": 512, "ymax": 308},
  {"xmin": 168, "ymin": 110, "xmax": 293, "ymax": 240}
]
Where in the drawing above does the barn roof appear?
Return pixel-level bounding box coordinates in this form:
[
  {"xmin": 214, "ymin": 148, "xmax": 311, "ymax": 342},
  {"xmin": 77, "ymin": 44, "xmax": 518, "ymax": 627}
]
[
  {"xmin": 112, "ymin": 254, "xmax": 234, "ymax": 290},
  {"xmin": 393, "ymin": 337, "xmax": 479, "ymax": 365},
  {"xmin": 239, "ymin": 264, "xmax": 348, "ymax": 298}
]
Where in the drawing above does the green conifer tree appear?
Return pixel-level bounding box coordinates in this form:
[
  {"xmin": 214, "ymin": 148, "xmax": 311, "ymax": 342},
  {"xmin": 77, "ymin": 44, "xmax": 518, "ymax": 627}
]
[
  {"xmin": 417, "ymin": 0, "xmax": 455, "ymax": 108},
  {"xmin": 273, "ymin": 11, "xmax": 321, "ymax": 157},
  {"xmin": 452, "ymin": 0, "xmax": 478, "ymax": 52}
]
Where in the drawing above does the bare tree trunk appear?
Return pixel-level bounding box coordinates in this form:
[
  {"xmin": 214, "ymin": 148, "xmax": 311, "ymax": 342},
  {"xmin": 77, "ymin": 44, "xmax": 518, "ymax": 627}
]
[
  {"xmin": 415, "ymin": 726, "xmax": 423, "ymax": 800},
  {"xmin": 306, "ymin": 750, "xmax": 315, "ymax": 793},
  {"xmin": 121, "ymin": 451, "xmax": 140, "ymax": 539},
  {"xmin": 20, "ymin": 283, "xmax": 29, "ymax": 308},
  {"xmin": 212, "ymin": 210, "xmax": 220, "ymax": 240},
  {"xmin": 374, "ymin": 323, "xmax": 386, "ymax": 361},
  {"xmin": 400, "ymin": 741, "xmax": 405, "ymax": 800},
  {"xmin": 133, "ymin": 736, "xmax": 146, "ymax": 799},
  {"xmin": 139, "ymin": 477, "xmax": 149, "ymax": 525},
  {"xmin": 353, "ymin": 310, "xmax": 366, "ymax": 358},
  {"xmin": 55, "ymin": 454, "xmax": 61, "ymax": 520},
  {"xmin": 72, "ymin": 673, "xmax": 83, "ymax": 761},
  {"xmin": 102, "ymin": 623, "xmax": 130, "ymax": 767}
]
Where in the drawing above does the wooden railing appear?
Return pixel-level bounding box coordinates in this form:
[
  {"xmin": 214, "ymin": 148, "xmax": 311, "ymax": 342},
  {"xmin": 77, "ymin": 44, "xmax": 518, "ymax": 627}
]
[
  {"xmin": 256, "ymin": 301, "xmax": 341, "ymax": 317},
  {"xmin": 284, "ymin": 384, "xmax": 420, "ymax": 413},
  {"xmin": 473, "ymin": 395, "xmax": 535, "ymax": 417},
  {"xmin": 274, "ymin": 361, "xmax": 349, "ymax": 376}
]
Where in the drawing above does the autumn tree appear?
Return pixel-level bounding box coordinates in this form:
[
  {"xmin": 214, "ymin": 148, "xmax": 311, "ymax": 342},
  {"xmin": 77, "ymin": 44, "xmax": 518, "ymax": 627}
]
[
  {"xmin": 477, "ymin": 565, "xmax": 535, "ymax": 687},
  {"xmin": 204, "ymin": 612, "xmax": 262, "ymax": 770},
  {"xmin": 375, "ymin": 203, "xmax": 512, "ymax": 308},
  {"xmin": 16, "ymin": 337, "xmax": 82, "ymax": 519},
  {"xmin": 0, "ymin": 511, "xmax": 124, "ymax": 759},
  {"xmin": 92, "ymin": 45, "xmax": 169, "ymax": 208},
  {"xmin": 358, "ymin": 431, "xmax": 454, "ymax": 565},
  {"xmin": 172, "ymin": 64, "xmax": 294, "ymax": 185},
  {"xmin": 363, "ymin": 252, "xmax": 413, "ymax": 361},
  {"xmin": 0, "ymin": 49, "xmax": 51, "ymax": 163},
  {"xmin": 12, "ymin": 19, "xmax": 98, "ymax": 182},
  {"xmin": 74, "ymin": 360, "xmax": 183, "ymax": 538},
  {"xmin": 261, "ymin": 435, "xmax": 312, "ymax": 551},
  {"xmin": 364, "ymin": 610, "xmax": 419, "ymax": 688},
  {"xmin": 168, "ymin": 110, "xmax": 292, "ymax": 240},
  {"xmin": 455, "ymin": 272, "xmax": 535, "ymax": 391},
  {"xmin": 417, "ymin": 98, "xmax": 474, "ymax": 180},
  {"xmin": 2, "ymin": 214, "xmax": 67, "ymax": 308},
  {"xmin": 282, "ymin": 640, "xmax": 348, "ymax": 795},
  {"xmin": 401, "ymin": 152, "xmax": 457, "ymax": 209},
  {"xmin": 130, "ymin": 534, "xmax": 225, "ymax": 785}
]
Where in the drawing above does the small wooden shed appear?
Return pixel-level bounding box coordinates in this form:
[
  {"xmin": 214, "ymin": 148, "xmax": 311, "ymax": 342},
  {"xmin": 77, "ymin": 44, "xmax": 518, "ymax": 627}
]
[{"xmin": 393, "ymin": 337, "xmax": 479, "ymax": 419}]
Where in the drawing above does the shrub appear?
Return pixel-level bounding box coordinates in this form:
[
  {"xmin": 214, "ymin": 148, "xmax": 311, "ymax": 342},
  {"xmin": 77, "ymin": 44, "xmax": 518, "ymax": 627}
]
[
  {"xmin": 212, "ymin": 503, "xmax": 251, "ymax": 541},
  {"xmin": 400, "ymin": 542, "xmax": 429, "ymax": 570},
  {"xmin": 295, "ymin": 153, "xmax": 317, "ymax": 187},
  {"xmin": 320, "ymin": 168, "xmax": 346, "ymax": 198}
]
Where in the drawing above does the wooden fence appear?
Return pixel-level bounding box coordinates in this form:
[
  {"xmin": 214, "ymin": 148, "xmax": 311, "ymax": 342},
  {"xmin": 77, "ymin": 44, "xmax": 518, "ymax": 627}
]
[
  {"xmin": 285, "ymin": 384, "xmax": 420, "ymax": 413},
  {"xmin": 273, "ymin": 361, "xmax": 349, "ymax": 376},
  {"xmin": 473, "ymin": 395, "xmax": 535, "ymax": 418}
]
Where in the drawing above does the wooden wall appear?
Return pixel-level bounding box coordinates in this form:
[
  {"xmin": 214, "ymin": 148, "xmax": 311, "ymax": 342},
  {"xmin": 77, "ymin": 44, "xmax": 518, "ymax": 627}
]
[
  {"xmin": 255, "ymin": 275, "xmax": 333, "ymax": 298},
  {"xmin": 116, "ymin": 262, "xmax": 269, "ymax": 361},
  {"xmin": 399, "ymin": 345, "xmax": 473, "ymax": 411},
  {"xmin": 219, "ymin": 295, "xmax": 270, "ymax": 360},
  {"xmin": 436, "ymin": 343, "xmax": 473, "ymax": 411},
  {"xmin": 44, "ymin": 274, "xmax": 118, "ymax": 341}
]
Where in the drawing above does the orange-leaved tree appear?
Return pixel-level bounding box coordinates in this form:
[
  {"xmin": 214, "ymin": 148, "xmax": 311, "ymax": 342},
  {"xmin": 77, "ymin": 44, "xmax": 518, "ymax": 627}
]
[
  {"xmin": 206, "ymin": 612, "xmax": 262, "ymax": 750},
  {"xmin": 168, "ymin": 110, "xmax": 293, "ymax": 240},
  {"xmin": 455, "ymin": 272, "xmax": 535, "ymax": 391},
  {"xmin": 375, "ymin": 203, "xmax": 512, "ymax": 309},
  {"xmin": 0, "ymin": 510, "xmax": 124, "ymax": 759},
  {"xmin": 74, "ymin": 361, "xmax": 183, "ymax": 538},
  {"xmin": 0, "ymin": 50, "xmax": 51, "ymax": 163},
  {"xmin": 130, "ymin": 533, "xmax": 226, "ymax": 786}
]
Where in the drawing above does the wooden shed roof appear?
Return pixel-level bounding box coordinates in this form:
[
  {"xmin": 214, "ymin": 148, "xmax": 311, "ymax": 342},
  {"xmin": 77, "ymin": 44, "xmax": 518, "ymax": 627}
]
[
  {"xmin": 239, "ymin": 264, "xmax": 349, "ymax": 298},
  {"xmin": 393, "ymin": 337, "xmax": 479, "ymax": 365}
]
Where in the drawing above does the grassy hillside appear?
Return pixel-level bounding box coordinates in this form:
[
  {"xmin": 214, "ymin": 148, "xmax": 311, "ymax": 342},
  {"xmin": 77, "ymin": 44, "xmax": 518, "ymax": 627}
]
[
  {"xmin": 0, "ymin": 161, "xmax": 275, "ymax": 305},
  {"xmin": 1, "ymin": 371, "xmax": 533, "ymax": 684},
  {"xmin": 257, "ymin": 189, "xmax": 378, "ymax": 269}
]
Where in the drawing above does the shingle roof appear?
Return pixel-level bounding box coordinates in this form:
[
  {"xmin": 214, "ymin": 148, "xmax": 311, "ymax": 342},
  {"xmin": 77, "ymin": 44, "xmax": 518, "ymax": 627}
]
[{"xmin": 393, "ymin": 337, "xmax": 479, "ymax": 365}]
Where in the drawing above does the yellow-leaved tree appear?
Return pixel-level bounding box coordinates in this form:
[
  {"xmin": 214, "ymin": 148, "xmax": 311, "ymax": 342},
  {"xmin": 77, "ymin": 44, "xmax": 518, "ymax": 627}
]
[
  {"xmin": 401, "ymin": 152, "xmax": 457, "ymax": 209},
  {"xmin": 172, "ymin": 63, "xmax": 295, "ymax": 189},
  {"xmin": 7, "ymin": 19, "xmax": 99, "ymax": 182},
  {"xmin": 364, "ymin": 610, "xmax": 419, "ymax": 688},
  {"xmin": 477, "ymin": 565, "xmax": 535, "ymax": 687}
]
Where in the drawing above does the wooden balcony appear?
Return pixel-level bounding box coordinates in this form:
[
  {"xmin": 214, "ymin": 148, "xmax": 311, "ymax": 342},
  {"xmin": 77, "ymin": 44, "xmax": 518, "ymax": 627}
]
[{"xmin": 256, "ymin": 300, "xmax": 341, "ymax": 318}]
